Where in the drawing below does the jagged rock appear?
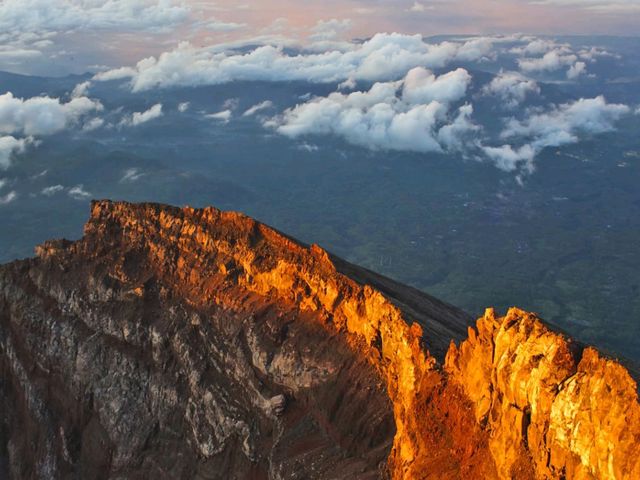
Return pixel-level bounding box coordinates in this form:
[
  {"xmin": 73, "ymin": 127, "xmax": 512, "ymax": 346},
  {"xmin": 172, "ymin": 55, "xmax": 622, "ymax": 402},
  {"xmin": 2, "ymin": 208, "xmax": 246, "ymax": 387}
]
[
  {"xmin": 1, "ymin": 200, "xmax": 638, "ymax": 480},
  {"xmin": 268, "ymin": 395, "xmax": 286, "ymax": 417}
]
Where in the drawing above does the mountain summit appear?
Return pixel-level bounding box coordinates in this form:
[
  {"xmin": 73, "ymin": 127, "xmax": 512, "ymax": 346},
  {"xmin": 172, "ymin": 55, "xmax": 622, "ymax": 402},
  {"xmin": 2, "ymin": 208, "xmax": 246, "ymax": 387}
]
[{"xmin": 1, "ymin": 200, "xmax": 638, "ymax": 479}]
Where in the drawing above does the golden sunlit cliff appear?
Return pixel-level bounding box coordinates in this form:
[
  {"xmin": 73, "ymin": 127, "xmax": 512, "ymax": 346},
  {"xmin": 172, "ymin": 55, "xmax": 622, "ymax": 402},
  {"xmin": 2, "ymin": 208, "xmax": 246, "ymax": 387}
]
[{"xmin": 1, "ymin": 200, "xmax": 638, "ymax": 479}]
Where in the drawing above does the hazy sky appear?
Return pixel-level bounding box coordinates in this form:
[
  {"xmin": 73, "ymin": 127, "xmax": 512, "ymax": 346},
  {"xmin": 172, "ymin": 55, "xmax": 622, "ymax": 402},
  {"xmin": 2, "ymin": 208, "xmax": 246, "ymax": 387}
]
[{"xmin": 0, "ymin": 0, "xmax": 638, "ymax": 76}]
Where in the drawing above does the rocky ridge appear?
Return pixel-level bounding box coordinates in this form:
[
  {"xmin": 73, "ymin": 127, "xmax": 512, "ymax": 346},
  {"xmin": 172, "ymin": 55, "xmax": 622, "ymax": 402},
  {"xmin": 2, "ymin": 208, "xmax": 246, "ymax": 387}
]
[{"xmin": 1, "ymin": 200, "xmax": 639, "ymax": 479}]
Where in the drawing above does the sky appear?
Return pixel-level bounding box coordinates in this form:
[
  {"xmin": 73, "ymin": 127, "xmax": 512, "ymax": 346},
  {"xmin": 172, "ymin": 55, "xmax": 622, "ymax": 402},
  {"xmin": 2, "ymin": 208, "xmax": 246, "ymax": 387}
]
[{"xmin": 0, "ymin": 0, "xmax": 638, "ymax": 76}]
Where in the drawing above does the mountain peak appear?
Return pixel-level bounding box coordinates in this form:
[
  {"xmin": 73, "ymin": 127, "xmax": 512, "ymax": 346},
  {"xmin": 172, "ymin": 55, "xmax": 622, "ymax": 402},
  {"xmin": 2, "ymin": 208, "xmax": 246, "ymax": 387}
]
[{"xmin": 2, "ymin": 201, "xmax": 638, "ymax": 479}]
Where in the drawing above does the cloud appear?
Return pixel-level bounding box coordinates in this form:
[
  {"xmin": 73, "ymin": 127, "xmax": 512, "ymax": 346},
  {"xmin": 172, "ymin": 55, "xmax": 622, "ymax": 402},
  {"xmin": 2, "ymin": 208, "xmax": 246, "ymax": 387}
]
[
  {"xmin": 402, "ymin": 67, "xmax": 471, "ymax": 105},
  {"xmin": 121, "ymin": 103, "xmax": 163, "ymax": 126},
  {"xmin": 71, "ymin": 81, "xmax": 91, "ymax": 98},
  {"xmin": 0, "ymin": 0, "xmax": 189, "ymax": 34},
  {"xmin": 482, "ymin": 95, "xmax": 630, "ymax": 173},
  {"xmin": 0, "ymin": 190, "xmax": 17, "ymax": 205},
  {"xmin": 93, "ymin": 33, "xmax": 503, "ymax": 92},
  {"xmin": 177, "ymin": 102, "xmax": 190, "ymax": 112},
  {"xmin": 205, "ymin": 110, "xmax": 232, "ymax": 122},
  {"xmin": 567, "ymin": 61, "xmax": 587, "ymax": 79},
  {"xmin": 501, "ymin": 96, "xmax": 629, "ymax": 147},
  {"xmin": 68, "ymin": 184, "xmax": 91, "ymax": 200},
  {"xmin": 120, "ymin": 168, "xmax": 144, "ymax": 183},
  {"xmin": 41, "ymin": 184, "xmax": 64, "ymax": 196},
  {"xmin": 93, "ymin": 67, "xmax": 138, "ymax": 82},
  {"xmin": 242, "ymin": 100, "xmax": 274, "ymax": 117},
  {"xmin": 480, "ymin": 144, "xmax": 536, "ymax": 172},
  {"xmin": 518, "ymin": 49, "xmax": 576, "ymax": 72},
  {"xmin": 482, "ymin": 71, "xmax": 540, "ymax": 108},
  {"xmin": 0, "ymin": 135, "xmax": 29, "ymax": 169},
  {"xmin": 272, "ymin": 68, "xmax": 477, "ymax": 154},
  {"xmin": 0, "ymin": 92, "xmax": 103, "ymax": 136},
  {"xmin": 82, "ymin": 117, "xmax": 104, "ymax": 132}
]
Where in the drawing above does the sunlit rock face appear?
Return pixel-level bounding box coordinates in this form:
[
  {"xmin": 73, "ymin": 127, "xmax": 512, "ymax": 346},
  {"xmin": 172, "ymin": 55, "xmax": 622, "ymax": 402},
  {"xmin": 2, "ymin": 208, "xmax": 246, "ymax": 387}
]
[{"xmin": 1, "ymin": 200, "xmax": 638, "ymax": 479}]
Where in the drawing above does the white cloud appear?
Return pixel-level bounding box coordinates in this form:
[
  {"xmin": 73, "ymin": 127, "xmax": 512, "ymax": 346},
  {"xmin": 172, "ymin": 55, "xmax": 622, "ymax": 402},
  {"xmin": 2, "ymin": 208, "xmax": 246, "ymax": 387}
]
[
  {"xmin": 205, "ymin": 110, "xmax": 232, "ymax": 122},
  {"xmin": 120, "ymin": 168, "xmax": 144, "ymax": 183},
  {"xmin": 567, "ymin": 61, "xmax": 587, "ymax": 79},
  {"xmin": 82, "ymin": 117, "xmax": 104, "ymax": 132},
  {"xmin": 177, "ymin": 102, "xmax": 190, "ymax": 112},
  {"xmin": 402, "ymin": 67, "xmax": 471, "ymax": 105},
  {"xmin": 0, "ymin": 135, "xmax": 29, "ymax": 169},
  {"xmin": 41, "ymin": 184, "xmax": 64, "ymax": 196},
  {"xmin": 0, "ymin": 92, "xmax": 103, "ymax": 136},
  {"xmin": 510, "ymin": 38, "xmax": 567, "ymax": 56},
  {"xmin": 0, "ymin": 0, "xmax": 189, "ymax": 34},
  {"xmin": 482, "ymin": 96, "xmax": 630, "ymax": 173},
  {"xmin": 518, "ymin": 49, "xmax": 577, "ymax": 72},
  {"xmin": 0, "ymin": 190, "xmax": 17, "ymax": 205},
  {"xmin": 71, "ymin": 81, "xmax": 91, "ymax": 98},
  {"xmin": 482, "ymin": 71, "xmax": 540, "ymax": 108},
  {"xmin": 93, "ymin": 34, "xmax": 502, "ymax": 92},
  {"xmin": 273, "ymin": 68, "xmax": 476, "ymax": 155},
  {"xmin": 481, "ymin": 144, "xmax": 536, "ymax": 172},
  {"xmin": 242, "ymin": 100, "xmax": 274, "ymax": 117},
  {"xmin": 437, "ymin": 104, "xmax": 480, "ymax": 151},
  {"xmin": 93, "ymin": 66, "xmax": 138, "ymax": 82},
  {"xmin": 121, "ymin": 103, "xmax": 163, "ymax": 126},
  {"xmin": 501, "ymin": 96, "xmax": 629, "ymax": 148},
  {"xmin": 68, "ymin": 184, "xmax": 91, "ymax": 200}
]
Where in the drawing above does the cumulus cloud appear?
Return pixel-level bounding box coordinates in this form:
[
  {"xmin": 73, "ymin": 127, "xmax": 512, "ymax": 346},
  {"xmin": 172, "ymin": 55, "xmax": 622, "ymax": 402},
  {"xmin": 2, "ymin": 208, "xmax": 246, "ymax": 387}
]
[
  {"xmin": 0, "ymin": 92, "xmax": 102, "ymax": 136},
  {"xmin": 402, "ymin": 67, "xmax": 471, "ymax": 105},
  {"xmin": 480, "ymin": 144, "xmax": 536, "ymax": 172},
  {"xmin": 93, "ymin": 33, "xmax": 501, "ymax": 92},
  {"xmin": 272, "ymin": 68, "xmax": 476, "ymax": 154},
  {"xmin": 177, "ymin": 102, "xmax": 190, "ymax": 112},
  {"xmin": 243, "ymin": 100, "xmax": 274, "ymax": 117},
  {"xmin": 121, "ymin": 103, "xmax": 163, "ymax": 126},
  {"xmin": 482, "ymin": 71, "xmax": 540, "ymax": 108},
  {"xmin": 71, "ymin": 81, "xmax": 91, "ymax": 98},
  {"xmin": 483, "ymin": 96, "xmax": 630, "ymax": 173},
  {"xmin": 0, "ymin": 135, "xmax": 29, "ymax": 169},
  {"xmin": 567, "ymin": 61, "xmax": 587, "ymax": 79},
  {"xmin": 518, "ymin": 49, "xmax": 578, "ymax": 74}
]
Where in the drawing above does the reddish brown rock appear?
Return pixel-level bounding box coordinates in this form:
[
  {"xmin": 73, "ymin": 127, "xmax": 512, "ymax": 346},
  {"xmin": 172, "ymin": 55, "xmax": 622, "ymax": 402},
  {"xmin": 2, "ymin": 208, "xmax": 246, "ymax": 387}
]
[{"xmin": 1, "ymin": 200, "xmax": 638, "ymax": 479}]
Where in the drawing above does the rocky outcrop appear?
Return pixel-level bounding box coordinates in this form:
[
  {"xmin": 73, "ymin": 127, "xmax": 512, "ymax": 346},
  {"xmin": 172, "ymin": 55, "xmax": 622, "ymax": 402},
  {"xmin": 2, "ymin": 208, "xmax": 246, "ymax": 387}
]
[
  {"xmin": 446, "ymin": 308, "xmax": 640, "ymax": 480},
  {"xmin": 1, "ymin": 200, "xmax": 638, "ymax": 479}
]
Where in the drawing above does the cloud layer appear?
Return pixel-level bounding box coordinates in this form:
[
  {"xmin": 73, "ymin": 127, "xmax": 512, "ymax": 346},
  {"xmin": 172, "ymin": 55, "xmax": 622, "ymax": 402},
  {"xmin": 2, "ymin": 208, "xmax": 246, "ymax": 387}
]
[{"xmin": 94, "ymin": 34, "xmax": 508, "ymax": 91}]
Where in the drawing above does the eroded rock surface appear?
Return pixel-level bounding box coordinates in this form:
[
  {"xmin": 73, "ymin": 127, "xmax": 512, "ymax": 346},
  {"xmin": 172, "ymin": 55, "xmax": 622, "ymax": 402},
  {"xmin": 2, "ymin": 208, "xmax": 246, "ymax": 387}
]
[{"xmin": 1, "ymin": 200, "xmax": 638, "ymax": 479}]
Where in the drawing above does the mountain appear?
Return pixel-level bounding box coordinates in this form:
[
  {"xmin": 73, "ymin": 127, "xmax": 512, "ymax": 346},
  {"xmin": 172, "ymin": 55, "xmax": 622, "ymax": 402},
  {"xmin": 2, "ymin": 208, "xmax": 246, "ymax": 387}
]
[{"xmin": 1, "ymin": 200, "xmax": 638, "ymax": 479}]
